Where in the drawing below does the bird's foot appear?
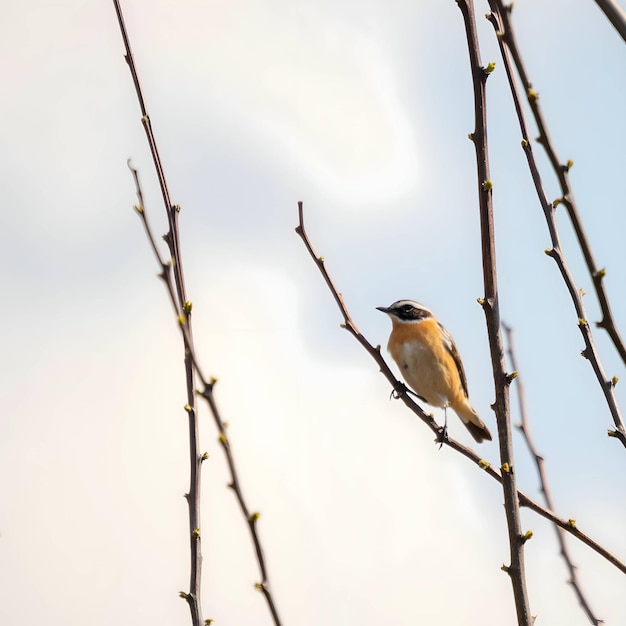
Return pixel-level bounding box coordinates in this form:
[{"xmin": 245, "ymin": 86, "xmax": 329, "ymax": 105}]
[
  {"xmin": 436, "ymin": 424, "xmax": 449, "ymax": 449},
  {"xmin": 390, "ymin": 383, "xmax": 427, "ymax": 403},
  {"xmin": 436, "ymin": 408, "xmax": 449, "ymax": 449},
  {"xmin": 390, "ymin": 381, "xmax": 408, "ymax": 400}
]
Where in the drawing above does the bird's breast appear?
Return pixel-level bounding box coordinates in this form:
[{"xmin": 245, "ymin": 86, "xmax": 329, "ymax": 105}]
[{"xmin": 388, "ymin": 319, "xmax": 458, "ymax": 408}]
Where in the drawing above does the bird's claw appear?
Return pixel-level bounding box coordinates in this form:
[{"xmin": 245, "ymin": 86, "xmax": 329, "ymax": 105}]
[
  {"xmin": 390, "ymin": 381, "xmax": 408, "ymax": 400},
  {"xmin": 436, "ymin": 424, "xmax": 449, "ymax": 449}
]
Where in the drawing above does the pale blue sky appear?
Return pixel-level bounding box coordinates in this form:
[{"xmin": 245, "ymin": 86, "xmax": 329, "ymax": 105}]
[{"xmin": 1, "ymin": 1, "xmax": 625, "ymax": 625}]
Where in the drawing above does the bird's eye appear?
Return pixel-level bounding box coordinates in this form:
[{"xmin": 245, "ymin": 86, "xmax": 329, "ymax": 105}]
[{"xmin": 402, "ymin": 305, "xmax": 414, "ymax": 313}]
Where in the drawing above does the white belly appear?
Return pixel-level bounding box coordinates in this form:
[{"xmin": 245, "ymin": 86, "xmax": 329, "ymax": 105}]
[{"xmin": 396, "ymin": 341, "xmax": 450, "ymax": 408}]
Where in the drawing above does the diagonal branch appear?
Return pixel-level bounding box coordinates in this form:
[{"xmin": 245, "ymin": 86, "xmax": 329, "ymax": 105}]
[
  {"xmin": 504, "ymin": 324, "xmax": 603, "ymax": 625},
  {"xmin": 485, "ymin": 2, "xmax": 626, "ymax": 448},
  {"xmin": 492, "ymin": 1, "xmax": 626, "ymax": 369},
  {"xmin": 296, "ymin": 201, "xmax": 626, "ymax": 578},
  {"xmin": 593, "ymin": 0, "xmax": 626, "ymax": 42}
]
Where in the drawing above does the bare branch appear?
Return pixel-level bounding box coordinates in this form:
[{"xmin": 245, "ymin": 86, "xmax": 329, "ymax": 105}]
[
  {"xmin": 485, "ymin": 3, "xmax": 626, "ymax": 448},
  {"xmin": 492, "ymin": 1, "xmax": 626, "ymax": 369},
  {"xmin": 112, "ymin": 0, "xmax": 185, "ymax": 305},
  {"xmin": 455, "ymin": 1, "xmax": 532, "ymax": 622},
  {"xmin": 296, "ymin": 201, "xmax": 626, "ymax": 578},
  {"xmin": 114, "ymin": 3, "xmax": 282, "ymax": 624},
  {"xmin": 593, "ymin": 0, "xmax": 626, "ymax": 42},
  {"xmin": 128, "ymin": 162, "xmax": 283, "ymax": 626},
  {"xmin": 504, "ymin": 324, "xmax": 604, "ymax": 625},
  {"xmin": 112, "ymin": 2, "xmax": 202, "ymax": 621},
  {"xmin": 198, "ymin": 387, "xmax": 282, "ymax": 625},
  {"xmin": 127, "ymin": 162, "xmax": 210, "ymax": 385}
]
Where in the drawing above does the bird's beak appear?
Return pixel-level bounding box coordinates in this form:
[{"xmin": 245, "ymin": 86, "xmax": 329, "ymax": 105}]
[{"xmin": 376, "ymin": 306, "xmax": 390, "ymax": 314}]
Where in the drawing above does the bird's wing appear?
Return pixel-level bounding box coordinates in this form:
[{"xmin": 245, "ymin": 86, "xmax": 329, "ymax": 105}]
[{"xmin": 438, "ymin": 321, "xmax": 469, "ymax": 398}]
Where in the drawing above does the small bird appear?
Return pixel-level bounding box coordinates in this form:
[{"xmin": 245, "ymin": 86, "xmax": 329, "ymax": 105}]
[{"xmin": 377, "ymin": 299, "xmax": 492, "ymax": 443}]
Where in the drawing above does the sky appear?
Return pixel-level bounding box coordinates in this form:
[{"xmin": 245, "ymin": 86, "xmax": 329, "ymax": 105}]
[{"xmin": 1, "ymin": 1, "xmax": 625, "ymax": 625}]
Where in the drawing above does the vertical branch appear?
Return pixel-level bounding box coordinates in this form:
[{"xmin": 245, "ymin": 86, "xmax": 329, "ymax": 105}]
[
  {"xmin": 112, "ymin": 2, "xmax": 203, "ymax": 624},
  {"xmin": 504, "ymin": 325, "xmax": 603, "ymax": 625},
  {"xmin": 485, "ymin": 3, "xmax": 626, "ymax": 448},
  {"xmin": 455, "ymin": 1, "xmax": 532, "ymax": 623},
  {"xmin": 129, "ymin": 164, "xmax": 283, "ymax": 626},
  {"xmin": 115, "ymin": 7, "xmax": 283, "ymax": 622}
]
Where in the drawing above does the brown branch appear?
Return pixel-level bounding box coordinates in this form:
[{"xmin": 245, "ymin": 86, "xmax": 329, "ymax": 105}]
[
  {"xmin": 198, "ymin": 388, "xmax": 282, "ymax": 624},
  {"xmin": 128, "ymin": 164, "xmax": 282, "ymax": 626},
  {"xmin": 593, "ymin": 0, "xmax": 626, "ymax": 42},
  {"xmin": 112, "ymin": 0, "xmax": 185, "ymax": 307},
  {"xmin": 485, "ymin": 3, "xmax": 626, "ymax": 449},
  {"xmin": 296, "ymin": 201, "xmax": 626, "ymax": 579},
  {"xmin": 492, "ymin": 1, "xmax": 626, "ymax": 371},
  {"xmin": 504, "ymin": 324, "xmax": 604, "ymax": 625},
  {"xmin": 455, "ymin": 1, "xmax": 532, "ymax": 622},
  {"xmin": 127, "ymin": 161, "xmax": 208, "ymax": 385},
  {"xmin": 114, "ymin": 3, "xmax": 282, "ymax": 624},
  {"xmin": 112, "ymin": 2, "xmax": 202, "ymax": 621}
]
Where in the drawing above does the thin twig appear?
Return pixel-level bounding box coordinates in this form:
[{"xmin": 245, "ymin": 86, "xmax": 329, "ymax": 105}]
[
  {"xmin": 127, "ymin": 162, "xmax": 208, "ymax": 385},
  {"xmin": 295, "ymin": 201, "xmax": 626, "ymax": 577},
  {"xmin": 485, "ymin": 3, "xmax": 626, "ymax": 448},
  {"xmin": 504, "ymin": 324, "xmax": 604, "ymax": 625},
  {"xmin": 114, "ymin": 3, "xmax": 282, "ymax": 624},
  {"xmin": 593, "ymin": 0, "xmax": 626, "ymax": 42},
  {"xmin": 198, "ymin": 388, "xmax": 282, "ymax": 624},
  {"xmin": 493, "ymin": 1, "xmax": 626, "ymax": 370}
]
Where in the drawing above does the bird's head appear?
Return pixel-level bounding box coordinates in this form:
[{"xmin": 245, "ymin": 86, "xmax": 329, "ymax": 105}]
[{"xmin": 376, "ymin": 300, "xmax": 434, "ymax": 323}]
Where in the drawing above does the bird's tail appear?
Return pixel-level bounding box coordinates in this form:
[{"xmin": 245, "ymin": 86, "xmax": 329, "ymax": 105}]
[{"xmin": 452, "ymin": 400, "xmax": 493, "ymax": 443}]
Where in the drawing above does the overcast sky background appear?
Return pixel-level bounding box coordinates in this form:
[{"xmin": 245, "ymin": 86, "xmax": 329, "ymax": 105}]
[{"xmin": 1, "ymin": 1, "xmax": 625, "ymax": 625}]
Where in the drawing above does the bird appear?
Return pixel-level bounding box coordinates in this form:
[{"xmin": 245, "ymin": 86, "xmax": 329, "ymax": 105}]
[{"xmin": 377, "ymin": 299, "xmax": 492, "ymax": 443}]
